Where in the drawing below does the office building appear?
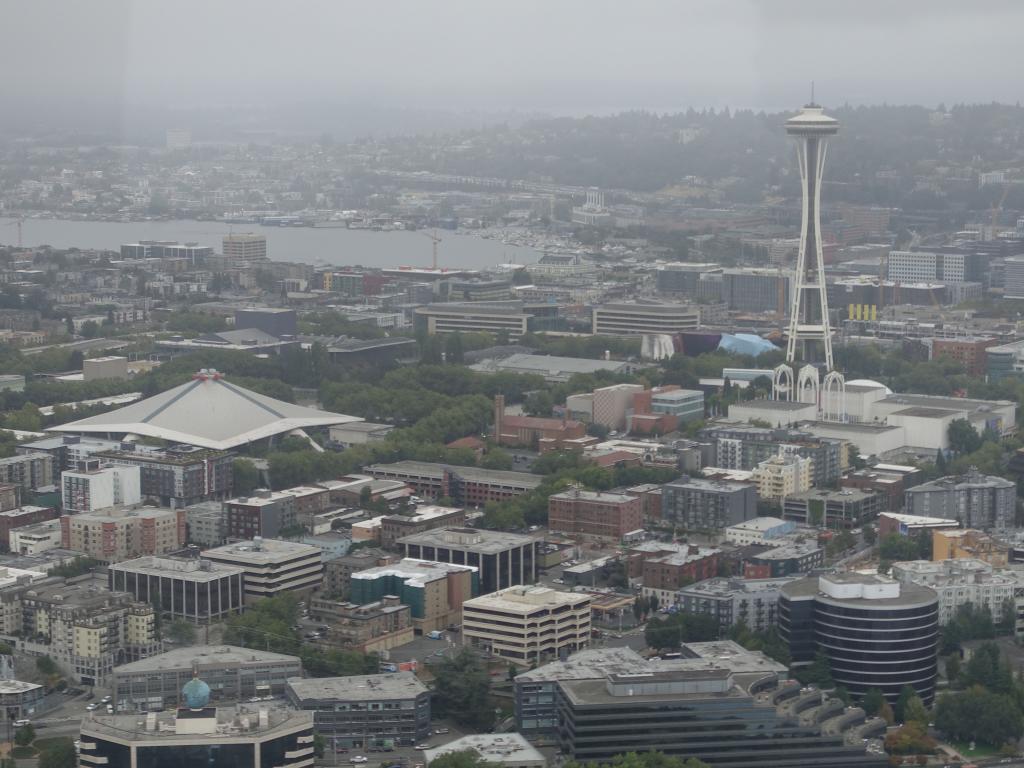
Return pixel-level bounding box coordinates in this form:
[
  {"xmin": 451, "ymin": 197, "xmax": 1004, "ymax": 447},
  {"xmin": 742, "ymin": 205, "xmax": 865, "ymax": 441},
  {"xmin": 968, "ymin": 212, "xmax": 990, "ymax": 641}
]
[
  {"xmin": 83, "ymin": 355, "xmax": 129, "ymax": 382},
  {"xmin": 724, "ymin": 517, "xmax": 797, "ymax": 546},
  {"xmin": 121, "ymin": 239, "xmax": 210, "ymax": 263},
  {"xmin": 462, "ymin": 586, "xmax": 591, "ymax": 666},
  {"xmin": 720, "ymin": 268, "xmax": 791, "ymax": 313},
  {"xmin": 61, "ymin": 461, "xmax": 142, "ymax": 513},
  {"xmin": 841, "ymin": 465, "xmax": 923, "ymax": 511},
  {"xmin": 886, "ymin": 250, "xmax": 984, "ymax": 284},
  {"xmin": 0, "ymin": 680, "xmax": 44, "ymax": 720},
  {"xmin": 931, "ymin": 337, "xmax": 999, "ymax": 377},
  {"xmin": 414, "ymin": 301, "xmax": 549, "ymax": 339},
  {"xmin": 19, "ymin": 577, "xmax": 159, "ymax": 685},
  {"xmin": 348, "ymin": 558, "xmax": 477, "ymax": 634},
  {"xmin": 185, "ymin": 501, "xmax": 227, "ymax": 548},
  {"xmin": 397, "ymin": 528, "xmax": 538, "ymax": 595},
  {"xmin": 660, "ymin": 477, "xmax": 757, "ymax": 530},
  {"xmin": 109, "ymin": 556, "xmax": 246, "ymax": 624},
  {"xmin": 877, "ymin": 512, "xmax": 959, "ymax": 539},
  {"xmin": 0, "ymin": 452, "xmax": 55, "ymax": 491},
  {"xmin": 379, "ymin": 506, "xmax": 465, "ymax": 548},
  {"xmin": 0, "ymin": 505, "xmax": 58, "ymax": 552},
  {"xmin": 16, "ymin": 435, "xmax": 122, "ymax": 472},
  {"xmin": 656, "ymin": 263, "xmax": 722, "ymax": 296},
  {"xmin": 676, "ymin": 576, "xmax": 799, "ymax": 634},
  {"xmin": 425, "ymin": 734, "xmax": 545, "ymax": 768},
  {"xmin": 986, "ymin": 338, "xmax": 1024, "ymax": 381},
  {"xmin": 782, "ymin": 488, "xmax": 881, "ymax": 529},
  {"xmin": 649, "ymin": 387, "xmax": 705, "ymax": 423},
  {"xmin": 222, "ymin": 233, "xmax": 268, "ymax": 266},
  {"xmin": 751, "ymin": 452, "xmax": 812, "ymax": 502},
  {"xmin": 548, "ymin": 489, "xmax": 642, "ymax": 541},
  {"xmin": 329, "ymin": 421, "xmax": 395, "ymax": 448},
  {"xmin": 113, "ymin": 645, "xmax": 302, "ymax": 712},
  {"xmin": 366, "ymin": 461, "xmax": 542, "ymax": 506},
  {"xmin": 8, "ymin": 519, "xmax": 61, "ymax": 555},
  {"xmin": 891, "ymin": 559, "xmax": 1019, "ymax": 629},
  {"xmin": 904, "ymin": 470, "xmax": 1015, "ymax": 531},
  {"xmin": 201, "ymin": 538, "xmax": 323, "ymax": 600},
  {"xmin": 515, "ymin": 644, "xmax": 883, "ymax": 767},
  {"xmin": 931, "ymin": 528, "xmax": 1009, "ymax": 566},
  {"xmin": 234, "ymin": 307, "xmax": 297, "ymax": 338},
  {"xmin": 285, "ymin": 673, "xmax": 430, "ymax": 750},
  {"xmin": 779, "ymin": 573, "xmax": 939, "ymax": 704},
  {"xmin": 95, "ymin": 446, "xmax": 235, "ymax": 509},
  {"xmin": 61, "ymin": 506, "xmax": 186, "ymax": 563},
  {"xmin": 591, "ymin": 301, "xmax": 699, "ymax": 336},
  {"xmin": 80, "ymin": 693, "xmax": 314, "ymax": 768}
]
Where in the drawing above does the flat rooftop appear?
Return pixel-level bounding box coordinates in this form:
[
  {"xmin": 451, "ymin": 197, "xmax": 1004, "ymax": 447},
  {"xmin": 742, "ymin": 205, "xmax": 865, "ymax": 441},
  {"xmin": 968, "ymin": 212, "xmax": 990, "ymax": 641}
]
[
  {"xmin": 286, "ymin": 672, "xmax": 427, "ymax": 701},
  {"xmin": 202, "ymin": 539, "xmax": 321, "ymax": 564},
  {"xmin": 331, "ymin": 421, "xmax": 394, "ymax": 433},
  {"xmin": 109, "ymin": 556, "xmax": 245, "ymax": 580},
  {"xmin": 114, "ymin": 645, "xmax": 300, "ymax": 674},
  {"xmin": 0, "ymin": 680, "xmax": 42, "ymax": 695},
  {"xmin": 425, "ymin": 734, "xmax": 545, "ymax": 766},
  {"xmin": 82, "ymin": 703, "xmax": 312, "ymax": 741},
  {"xmin": 64, "ymin": 505, "xmax": 178, "ymax": 523},
  {"xmin": 782, "ymin": 573, "xmax": 937, "ymax": 608},
  {"xmin": 680, "ymin": 576, "xmax": 798, "ymax": 597},
  {"xmin": 549, "ymin": 489, "xmax": 636, "ymax": 504},
  {"xmin": 351, "ymin": 557, "xmax": 476, "ymax": 587},
  {"xmin": 464, "ymin": 585, "xmax": 589, "ymax": 612},
  {"xmin": 397, "ymin": 527, "xmax": 535, "ymax": 554}
]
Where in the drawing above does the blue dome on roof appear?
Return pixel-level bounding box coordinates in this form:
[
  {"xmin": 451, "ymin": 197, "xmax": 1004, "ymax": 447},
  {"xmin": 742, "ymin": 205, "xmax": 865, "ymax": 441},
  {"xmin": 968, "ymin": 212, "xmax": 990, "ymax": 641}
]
[{"xmin": 182, "ymin": 677, "xmax": 211, "ymax": 709}]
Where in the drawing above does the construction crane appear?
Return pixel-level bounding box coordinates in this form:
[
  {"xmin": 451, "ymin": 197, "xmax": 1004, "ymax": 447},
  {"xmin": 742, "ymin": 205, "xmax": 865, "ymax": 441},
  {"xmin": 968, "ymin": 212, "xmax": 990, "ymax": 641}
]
[
  {"xmin": 3, "ymin": 217, "xmax": 23, "ymax": 247},
  {"xmin": 419, "ymin": 229, "xmax": 442, "ymax": 270}
]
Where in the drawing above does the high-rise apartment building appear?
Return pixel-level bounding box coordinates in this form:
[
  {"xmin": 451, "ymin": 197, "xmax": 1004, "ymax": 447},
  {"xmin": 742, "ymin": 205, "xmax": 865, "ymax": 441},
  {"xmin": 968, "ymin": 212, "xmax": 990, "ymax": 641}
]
[
  {"xmin": 61, "ymin": 461, "xmax": 141, "ymax": 513},
  {"xmin": 61, "ymin": 506, "xmax": 187, "ymax": 563},
  {"xmin": 222, "ymin": 233, "xmax": 268, "ymax": 267}
]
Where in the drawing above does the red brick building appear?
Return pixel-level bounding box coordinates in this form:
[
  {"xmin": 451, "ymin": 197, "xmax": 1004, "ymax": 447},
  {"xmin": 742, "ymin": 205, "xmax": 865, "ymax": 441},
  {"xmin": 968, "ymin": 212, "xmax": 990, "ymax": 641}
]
[
  {"xmin": 493, "ymin": 395, "xmax": 586, "ymax": 449},
  {"xmin": 0, "ymin": 505, "xmax": 58, "ymax": 552},
  {"xmin": 931, "ymin": 337, "xmax": 998, "ymax": 377},
  {"xmin": 548, "ymin": 488, "xmax": 643, "ymax": 540},
  {"xmin": 641, "ymin": 545, "xmax": 719, "ymax": 593}
]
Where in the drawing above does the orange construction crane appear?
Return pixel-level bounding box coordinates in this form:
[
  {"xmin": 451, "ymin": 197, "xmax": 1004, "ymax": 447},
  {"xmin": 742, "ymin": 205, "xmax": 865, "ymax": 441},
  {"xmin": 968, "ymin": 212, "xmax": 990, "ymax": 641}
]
[{"xmin": 420, "ymin": 229, "xmax": 442, "ymax": 270}]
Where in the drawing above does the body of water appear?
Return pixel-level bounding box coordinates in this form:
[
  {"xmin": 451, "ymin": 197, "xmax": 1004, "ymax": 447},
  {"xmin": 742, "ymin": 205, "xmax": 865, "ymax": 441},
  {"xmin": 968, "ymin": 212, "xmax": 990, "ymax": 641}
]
[{"xmin": 0, "ymin": 217, "xmax": 542, "ymax": 270}]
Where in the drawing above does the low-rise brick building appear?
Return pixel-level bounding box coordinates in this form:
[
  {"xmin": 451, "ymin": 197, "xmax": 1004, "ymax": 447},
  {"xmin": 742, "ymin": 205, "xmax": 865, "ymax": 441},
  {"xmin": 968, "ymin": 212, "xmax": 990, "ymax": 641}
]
[{"xmin": 548, "ymin": 488, "xmax": 642, "ymax": 540}]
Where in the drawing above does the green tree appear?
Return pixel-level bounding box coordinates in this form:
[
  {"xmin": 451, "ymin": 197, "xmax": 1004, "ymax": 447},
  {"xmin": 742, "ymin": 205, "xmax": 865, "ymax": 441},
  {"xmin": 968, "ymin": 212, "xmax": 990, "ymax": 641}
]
[
  {"xmin": 36, "ymin": 656, "xmax": 59, "ymax": 676},
  {"xmin": 232, "ymin": 459, "xmax": 260, "ymax": 496},
  {"xmin": 948, "ymin": 418, "xmax": 983, "ymax": 455},
  {"xmin": 895, "ymin": 685, "xmax": 920, "ymax": 723},
  {"xmin": 935, "ymin": 448, "xmax": 948, "ymax": 475},
  {"xmin": 444, "ymin": 333, "xmax": 465, "ymax": 364},
  {"xmin": 223, "ymin": 594, "xmax": 301, "ymax": 653},
  {"xmin": 312, "ymin": 734, "xmax": 326, "ymax": 758},
  {"xmin": 432, "ymin": 647, "xmax": 495, "ymax": 731},
  {"xmin": 167, "ymin": 619, "xmax": 196, "ymax": 645},
  {"xmin": 934, "ymin": 687, "xmax": 1024, "ymax": 747},
  {"xmin": 480, "ymin": 448, "xmax": 513, "ymax": 471},
  {"xmin": 428, "ymin": 750, "xmax": 494, "ymax": 768},
  {"xmin": 861, "ymin": 688, "xmax": 885, "ymax": 717},
  {"xmin": 38, "ymin": 739, "xmax": 77, "ymax": 768},
  {"xmin": 796, "ymin": 648, "xmax": 834, "ymax": 688},
  {"xmin": 903, "ymin": 695, "xmax": 930, "ymax": 728},
  {"xmin": 80, "ymin": 320, "xmax": 99, "ymax": 339},
  {"xmin": 945, "ymin": 653, "xmax": 961, "ymax": 682},
  {"xmin": 14, "ymin": 723, "xmax": 34, "ymax": 746}
]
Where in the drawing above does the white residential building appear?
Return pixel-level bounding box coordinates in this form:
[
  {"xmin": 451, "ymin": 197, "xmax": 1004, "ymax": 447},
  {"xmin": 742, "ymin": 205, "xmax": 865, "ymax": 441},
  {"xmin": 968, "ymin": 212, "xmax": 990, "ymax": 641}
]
[
  {"xmin": 891, "ymin": 558, "xmax": 1022, "ymax": 631},
  {"xmin": 61, "ymin": 462, "xmax": 141, "ymax": 513},
  {"xmin": 724, "ymin": 517, "xmax": 797, "ymax": 547}
]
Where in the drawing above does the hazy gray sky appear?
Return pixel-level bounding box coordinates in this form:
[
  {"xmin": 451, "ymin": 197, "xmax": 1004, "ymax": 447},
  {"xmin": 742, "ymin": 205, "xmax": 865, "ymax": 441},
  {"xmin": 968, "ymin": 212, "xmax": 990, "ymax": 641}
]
[{"xmin": 4, "ymin": 0, "xmax": 1023, "ymax": 117}]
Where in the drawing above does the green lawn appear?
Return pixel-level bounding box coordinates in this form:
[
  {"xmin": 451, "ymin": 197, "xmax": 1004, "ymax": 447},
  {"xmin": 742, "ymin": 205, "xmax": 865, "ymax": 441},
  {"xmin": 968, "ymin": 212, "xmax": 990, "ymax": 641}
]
[
  {"xmin": 949, "ymin": 739, "xmax": 1002, "ymax": 759},
  {"xmin": 34, "ymin": 736, "xmax": 74, "ymax": 752},
  {"xmin": 10, "ymin": 746, "xmax": 36, "ymax": 759}
]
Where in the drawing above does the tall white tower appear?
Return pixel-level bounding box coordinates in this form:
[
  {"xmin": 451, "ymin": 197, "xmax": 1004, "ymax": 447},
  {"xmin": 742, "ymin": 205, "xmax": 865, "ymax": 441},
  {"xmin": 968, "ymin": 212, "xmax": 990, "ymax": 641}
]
[{"xmin": 785, "ymin": 102, "xmax": 839, "ymax": 369}]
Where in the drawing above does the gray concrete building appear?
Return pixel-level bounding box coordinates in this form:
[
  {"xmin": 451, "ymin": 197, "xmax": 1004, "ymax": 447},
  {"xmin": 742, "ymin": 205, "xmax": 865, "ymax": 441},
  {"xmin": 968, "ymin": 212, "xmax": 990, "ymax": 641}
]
[
  {"xmin": 904, "ymin": 470, "xmax": 1015, "ymax": 531},
  {"xmin": 285, "ymin": 673, "xmax": 430, "ymax": 750},
  {"xmin": 112, "ymin": 645, "xmax": 302, "ymax": 712},
  {"xmin": 660, "ymin": 477, "xmax": 757, "ymax": 530}
]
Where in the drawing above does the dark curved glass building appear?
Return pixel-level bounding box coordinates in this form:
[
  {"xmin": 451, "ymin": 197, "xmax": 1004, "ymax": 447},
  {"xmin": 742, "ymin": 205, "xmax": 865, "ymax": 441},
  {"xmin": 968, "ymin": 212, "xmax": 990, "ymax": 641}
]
[{"xmin": 779, "ymin": 573, "xmax": 939, "ymax": 704}]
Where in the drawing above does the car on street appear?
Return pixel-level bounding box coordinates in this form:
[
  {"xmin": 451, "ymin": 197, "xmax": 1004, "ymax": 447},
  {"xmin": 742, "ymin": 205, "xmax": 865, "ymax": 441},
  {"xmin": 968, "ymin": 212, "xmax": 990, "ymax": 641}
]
[
  {"xmin": 13, "ymin": 719, "xmax": 30, "ymax": 727},
  {"xmin": 434, "ymin": 728, "xmax": 450, "ymax": 735},
  {"xmin": 415, "ymin": 744, "xmax": 430, "ymax": 750},
  {"xmin": 85, "ymin": 703, "xmax": 98, "ymax": 711},
  {"xmin": 350, "ymin": 756, "xmax": 368, "ymax": 763}
]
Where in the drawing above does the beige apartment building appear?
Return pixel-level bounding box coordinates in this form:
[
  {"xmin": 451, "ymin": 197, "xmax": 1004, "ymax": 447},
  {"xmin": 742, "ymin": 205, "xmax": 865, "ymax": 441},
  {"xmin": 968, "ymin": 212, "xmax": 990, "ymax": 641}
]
[
  {"xmin": 60, "ymin": 506, "xmax": 186, "ymax": 563},
  {"xmin": 462, "ymin": 586, "xmax": 591, "ymax": 666}
]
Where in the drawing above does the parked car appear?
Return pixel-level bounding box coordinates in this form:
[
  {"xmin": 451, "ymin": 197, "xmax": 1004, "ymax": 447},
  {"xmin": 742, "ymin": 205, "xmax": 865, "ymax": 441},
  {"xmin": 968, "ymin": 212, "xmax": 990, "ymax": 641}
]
[
  {"xmin": 85, "ymin": 703, "xmax": 98, "ymax": 711},
  {"xmin": 434, "ymin": 728, "xmax": 450, "ymax": 735},
  {"xmin": 350, "ymin": 757, "xmax": 368, "ymax": 764},
  {"xmin": 13, "ymin": 719, "xmax": 30, "ymax": 727},
  {"xmin": 415, "ymin": 744, "xmax": 430, "ymax": 751}
]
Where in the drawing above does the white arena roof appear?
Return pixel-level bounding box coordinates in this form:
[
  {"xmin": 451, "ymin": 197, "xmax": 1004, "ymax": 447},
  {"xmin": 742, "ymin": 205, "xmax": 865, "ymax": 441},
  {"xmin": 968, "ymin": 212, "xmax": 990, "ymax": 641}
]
[{"xmin": 47, "ymin": 369, "xmax": 361, "ymax": 450}]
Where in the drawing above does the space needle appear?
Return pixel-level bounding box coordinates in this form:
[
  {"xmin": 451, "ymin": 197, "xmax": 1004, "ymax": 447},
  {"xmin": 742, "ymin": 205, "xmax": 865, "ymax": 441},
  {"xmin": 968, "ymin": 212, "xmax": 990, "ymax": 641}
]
[{"xmin": 774, "ymin": 94, "xmax": 846, "ymax": 421}]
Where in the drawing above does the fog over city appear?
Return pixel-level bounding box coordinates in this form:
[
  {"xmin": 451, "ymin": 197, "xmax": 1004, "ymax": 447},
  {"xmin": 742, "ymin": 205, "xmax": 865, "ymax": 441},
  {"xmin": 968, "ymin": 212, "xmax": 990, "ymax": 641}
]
[{"xmin": 4, "ymin": 0, "xmax": 1024, "ymax": 137}]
